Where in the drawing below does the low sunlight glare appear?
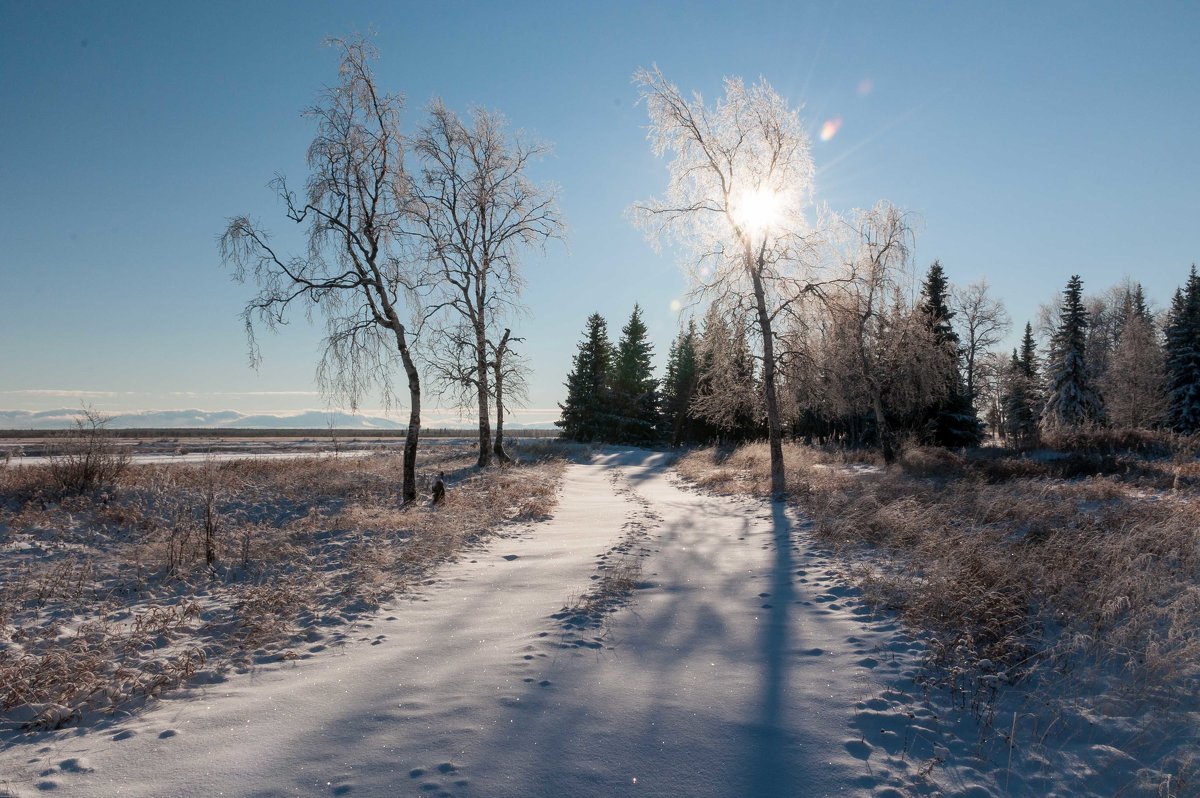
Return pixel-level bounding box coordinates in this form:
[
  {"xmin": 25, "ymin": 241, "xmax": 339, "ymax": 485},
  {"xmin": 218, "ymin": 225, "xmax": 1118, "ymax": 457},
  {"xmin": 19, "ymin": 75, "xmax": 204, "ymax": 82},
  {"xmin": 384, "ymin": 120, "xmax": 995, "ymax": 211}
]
[{"xmin": 731, "ymin": 186, "xmax": 786, "ymax": 235}]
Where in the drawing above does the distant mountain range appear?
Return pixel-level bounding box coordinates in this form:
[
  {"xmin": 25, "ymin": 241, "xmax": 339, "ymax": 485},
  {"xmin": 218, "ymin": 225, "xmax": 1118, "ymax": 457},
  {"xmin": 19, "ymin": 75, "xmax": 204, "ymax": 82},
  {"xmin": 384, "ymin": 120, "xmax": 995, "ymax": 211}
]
[{"xmin": 0, "ymin": 408, "xmax": 559, "ymax": 431}]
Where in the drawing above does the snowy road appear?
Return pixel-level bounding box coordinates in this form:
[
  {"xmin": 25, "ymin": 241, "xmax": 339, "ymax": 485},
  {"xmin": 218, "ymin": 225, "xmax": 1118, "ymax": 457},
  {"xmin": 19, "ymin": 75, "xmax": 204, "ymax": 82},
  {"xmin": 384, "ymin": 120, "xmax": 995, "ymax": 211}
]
[{"xmin": 0, "ymin": 449, "xmax": 932, "ymax": 797}]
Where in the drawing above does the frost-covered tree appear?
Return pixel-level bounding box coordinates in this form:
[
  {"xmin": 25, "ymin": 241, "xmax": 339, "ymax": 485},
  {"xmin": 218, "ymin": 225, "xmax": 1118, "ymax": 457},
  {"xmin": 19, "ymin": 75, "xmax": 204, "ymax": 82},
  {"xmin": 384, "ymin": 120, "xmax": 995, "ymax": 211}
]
[
  {"xmin": 610, "ymin": 304, "xmax": 661, "ymax": 444},
  {"xmin": 219, "ymin": 37, "xmax": 425, "ymax": 504},
  {"xmin": 556, "ymin": 313, "xmax": 614, "ymax": 442},
  {"xmin": 828, "ymin": 203, "xmax": 948, "ymax": 461},
  {"xmin": 631, "ymin": 67, "xmax": 823, "ymax": 497},
  {"xmin": 1042, "ymin": 275, "xmax": 1105, "ymax": 431},
  {"xmin": 975, "ymin": 350, "xmax": 1010, "ymax": 440},
  {"xmin": 952, "ymin": 279, "xmax": 1010, "ymax": 406},
  {"xmin": 692, "ymin": 303, "xmax": 762, "ymax": 443},
  {"xmin": 1164, "ymin": 266, "xmax": 1200, "ymax": 433},
  {"xmin": 411, "ymin": 101, "xmax": 564, "ymax": 468},
  {"xmin": 1102, "ymin": 291, "xmax": 1164, "ymax": 429}
]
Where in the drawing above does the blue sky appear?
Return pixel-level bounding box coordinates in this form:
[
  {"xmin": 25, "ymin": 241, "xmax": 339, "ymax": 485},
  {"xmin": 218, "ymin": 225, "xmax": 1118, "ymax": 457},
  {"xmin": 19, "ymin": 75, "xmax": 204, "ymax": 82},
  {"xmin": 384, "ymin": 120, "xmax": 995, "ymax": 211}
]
[{"xmin": 2, "ymin": 1, "xmax": 1198, "ymax": 425}]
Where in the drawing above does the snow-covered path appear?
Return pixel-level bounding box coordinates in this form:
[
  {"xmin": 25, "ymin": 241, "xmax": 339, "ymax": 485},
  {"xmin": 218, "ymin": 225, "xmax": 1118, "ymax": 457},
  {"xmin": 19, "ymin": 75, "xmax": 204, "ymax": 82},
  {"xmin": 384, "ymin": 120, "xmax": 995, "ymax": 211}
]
[{"xmin": 0, "ymin": 449, "xmax": 924, "ymax": 797}]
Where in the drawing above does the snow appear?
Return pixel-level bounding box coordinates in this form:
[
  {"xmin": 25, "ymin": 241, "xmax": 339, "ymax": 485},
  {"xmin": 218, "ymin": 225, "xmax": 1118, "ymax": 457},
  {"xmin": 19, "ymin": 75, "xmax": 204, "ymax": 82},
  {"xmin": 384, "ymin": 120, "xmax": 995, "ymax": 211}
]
[{"xmin": 2, "ymin": 448, "xmax": 1177, "ymax": 796}]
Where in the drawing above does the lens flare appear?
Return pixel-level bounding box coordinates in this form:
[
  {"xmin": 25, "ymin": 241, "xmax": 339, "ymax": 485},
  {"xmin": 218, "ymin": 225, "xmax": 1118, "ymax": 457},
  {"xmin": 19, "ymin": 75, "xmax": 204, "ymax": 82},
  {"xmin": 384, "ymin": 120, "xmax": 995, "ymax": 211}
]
[
  {"xmin": 857, "ymin": 78, "xmax": 873, "ymax": 97},
  {"xmin": 670, "ymin": 299, "xmax": 682, "ymax": 312},
  {"xmin": 819, "ymin": 117, "xmax": 843, "ymax": 142}
]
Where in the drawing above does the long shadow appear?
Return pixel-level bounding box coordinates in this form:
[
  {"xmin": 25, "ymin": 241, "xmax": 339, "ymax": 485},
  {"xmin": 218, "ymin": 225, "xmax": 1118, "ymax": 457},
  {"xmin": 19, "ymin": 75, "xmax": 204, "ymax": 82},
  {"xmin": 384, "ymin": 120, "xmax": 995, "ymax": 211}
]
[{"xmin": 746, "ymin": 499, "xmax": 797, "ymax": 793}]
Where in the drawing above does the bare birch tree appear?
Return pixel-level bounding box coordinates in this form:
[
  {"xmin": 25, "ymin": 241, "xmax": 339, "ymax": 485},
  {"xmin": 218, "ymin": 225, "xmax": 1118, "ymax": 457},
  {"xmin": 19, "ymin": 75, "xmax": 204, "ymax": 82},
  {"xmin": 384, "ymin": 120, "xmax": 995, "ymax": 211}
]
[
  {"xmin": 219, "ymin": 37, "xmax": 426, "ymax": 503},
  {"xmin": 409, "ymin": 102, "xmax": 563, "ymax": 468},
  {"xmin": 631, "ymin": 66, "xmax": 822, "ymax": 497},
  {"xmin": 829, "ymin": 202, "xmax": 934, "ymax": 462},
  {"xmin": 952, "ymin": 279, "xmax": 1011, "ymax": 405},
  {"xmin": 975, "ymin": 350, "xmax": 1010, "ymax": 439}
]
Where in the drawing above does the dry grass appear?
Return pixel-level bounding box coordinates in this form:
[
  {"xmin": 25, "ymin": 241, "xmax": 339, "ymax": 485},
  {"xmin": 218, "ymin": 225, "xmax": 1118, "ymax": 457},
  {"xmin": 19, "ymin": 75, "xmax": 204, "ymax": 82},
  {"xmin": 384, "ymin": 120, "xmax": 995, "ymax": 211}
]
[
  {"xmin": 564, "ymin": 554, "xmax": 643, "ymax": 623},
  {"xmin": 678, "ymin": 441, "xmax": 1200, "ymax": 790},
  {"xmin": 0, "ymin": 445, "xmax": 564, "ymax": 733},
  {"xmin": 677, "ymin": 441, "xmax": 1200, "ymax": 703},
  {"xmin": 675, "ymin": 441, "xmax": 880, "ymax": 498}
]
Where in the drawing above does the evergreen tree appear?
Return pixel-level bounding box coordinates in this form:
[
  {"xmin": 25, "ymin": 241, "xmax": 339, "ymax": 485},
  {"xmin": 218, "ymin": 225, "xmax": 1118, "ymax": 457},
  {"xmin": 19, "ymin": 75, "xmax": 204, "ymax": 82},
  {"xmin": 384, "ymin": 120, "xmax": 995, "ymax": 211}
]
[
  {"xmin": 1002, "ymin": 325, "xmax": 1042, "ymax": 446},
  {"xmin": 1018, "ymin": 321, "xmax": 1039, "ymax": 381},
  {"xmin": 660, "ymin": 320, "xmax": 700, "ymax": 445},
  {"xmin": 556, "ymin": 313, "xmax": 615, "ymax": 442},
  {"xmin": 1042, "ymin": 275, "xmax": 1105, "ymax": 431},
  {"xmin": 919, "ymin": 261, "xmax": 957, "ymax": 348},
  {"xmin": 917, "ymin": 261, "xmax": 984, "ymax": 446},
  {"xmin": 1132, "ymin": 283, "xmax": 1151, "ymax": 322},
  {"xmin": 610, "ymin": 304, "xmax": 662, "ymax": 444},
  {"xmin": 1164, "ymin": 266, "xmax": 1200, "ymax": 432}
]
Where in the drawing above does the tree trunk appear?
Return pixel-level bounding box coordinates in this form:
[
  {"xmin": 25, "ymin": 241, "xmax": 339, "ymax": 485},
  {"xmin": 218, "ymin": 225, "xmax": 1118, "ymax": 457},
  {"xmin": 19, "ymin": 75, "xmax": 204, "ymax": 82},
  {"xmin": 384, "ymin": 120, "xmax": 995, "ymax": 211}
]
[
  {"xmin": 475, "ymin": 321, "xmax": 492, "ymax": 469},
  {"xmin": 493, "ymin": 329, "xmax": 513, "ymax": 464},
  {"xmin": 493, "ymin": 374, "xmax": 512, "ymax": 464},
  {"xmin": 393, "ymin": 324, "xmax": 421, "ymax": 505},
  {"xmin": 965, "ymin": 349, "xmax": 976, "ymax": 406},
  {"xmin": 872, "ymin": 390, "xmax": 897, "ymax": 464},
  {"xmin": 747, "ymin": 246, "xmax": 786, "ymax": 499}
]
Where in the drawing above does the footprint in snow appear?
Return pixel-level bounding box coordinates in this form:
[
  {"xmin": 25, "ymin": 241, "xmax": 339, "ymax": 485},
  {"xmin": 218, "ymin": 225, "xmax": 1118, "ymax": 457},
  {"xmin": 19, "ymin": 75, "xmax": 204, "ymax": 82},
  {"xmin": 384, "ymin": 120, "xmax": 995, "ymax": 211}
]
[{"xmin": 844, "ymin": 739, "xmax": 873, "ymax": 760}]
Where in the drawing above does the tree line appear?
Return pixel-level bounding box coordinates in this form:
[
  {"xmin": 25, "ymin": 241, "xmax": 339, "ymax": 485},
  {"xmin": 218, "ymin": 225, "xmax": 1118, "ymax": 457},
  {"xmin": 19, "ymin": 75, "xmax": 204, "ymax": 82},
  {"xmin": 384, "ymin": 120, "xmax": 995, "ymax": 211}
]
[
  {"xmin": 559, "ymin": 263, "xmax": 1200, "ymax": 456},
  {"xmin": 991, "ymin": 267, "xmax": 1200, "ymax": 446}
]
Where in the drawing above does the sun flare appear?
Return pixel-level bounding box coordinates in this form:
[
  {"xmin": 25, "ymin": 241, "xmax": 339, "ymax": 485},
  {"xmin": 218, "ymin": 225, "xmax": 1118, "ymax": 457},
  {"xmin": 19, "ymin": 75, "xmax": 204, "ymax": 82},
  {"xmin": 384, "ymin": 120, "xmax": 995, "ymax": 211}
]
[{"xmin": 731, "ymin": 186, "xmax": 786, "ymax": 234}]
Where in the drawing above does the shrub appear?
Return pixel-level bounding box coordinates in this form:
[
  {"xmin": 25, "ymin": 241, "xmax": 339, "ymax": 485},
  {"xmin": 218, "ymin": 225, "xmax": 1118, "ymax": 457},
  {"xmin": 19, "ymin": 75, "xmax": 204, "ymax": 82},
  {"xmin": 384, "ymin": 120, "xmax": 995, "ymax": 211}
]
[{"xmin": 47, "ymin": 408, "xmax": 129, "ymax": 495}]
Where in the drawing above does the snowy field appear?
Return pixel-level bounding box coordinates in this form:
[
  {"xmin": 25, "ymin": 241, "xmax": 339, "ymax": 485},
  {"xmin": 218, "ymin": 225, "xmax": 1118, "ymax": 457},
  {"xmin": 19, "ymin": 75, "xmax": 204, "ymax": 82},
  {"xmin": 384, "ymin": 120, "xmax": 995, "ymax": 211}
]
[
  {"xmin": 0, "ymin": 448, "xmax": 947, "ymax": 797},
  {"xmin": 0, "ymin": 436, "xmax": 481, "ymax": 468},
  {"xmin": 2, "ymin": 446, "xmax": 1195, "ymax": 796}
]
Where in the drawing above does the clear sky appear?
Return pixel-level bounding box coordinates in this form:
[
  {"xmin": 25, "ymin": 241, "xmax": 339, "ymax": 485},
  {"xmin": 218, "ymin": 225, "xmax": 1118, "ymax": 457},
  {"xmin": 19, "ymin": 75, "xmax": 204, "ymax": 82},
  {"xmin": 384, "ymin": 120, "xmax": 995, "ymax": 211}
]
[{"xmin": 2, "ymin": 1, "xmax": 1198, "ymax": 425}]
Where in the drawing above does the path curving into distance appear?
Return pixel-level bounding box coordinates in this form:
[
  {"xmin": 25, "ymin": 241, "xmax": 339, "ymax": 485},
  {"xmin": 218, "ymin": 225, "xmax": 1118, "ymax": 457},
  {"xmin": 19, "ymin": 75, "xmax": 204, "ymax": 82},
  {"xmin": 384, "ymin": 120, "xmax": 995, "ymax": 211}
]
[{"xmin": 0, "ymin": 448, "xmax": 939, "ymax": 797}]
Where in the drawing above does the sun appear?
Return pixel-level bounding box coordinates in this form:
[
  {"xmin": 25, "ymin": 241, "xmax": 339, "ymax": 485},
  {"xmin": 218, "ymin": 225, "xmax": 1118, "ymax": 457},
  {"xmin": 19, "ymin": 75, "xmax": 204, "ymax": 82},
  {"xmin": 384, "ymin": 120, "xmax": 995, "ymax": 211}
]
[{"xmin": 731, "ymin": 186, "xmax": 785, "ymax": 235}]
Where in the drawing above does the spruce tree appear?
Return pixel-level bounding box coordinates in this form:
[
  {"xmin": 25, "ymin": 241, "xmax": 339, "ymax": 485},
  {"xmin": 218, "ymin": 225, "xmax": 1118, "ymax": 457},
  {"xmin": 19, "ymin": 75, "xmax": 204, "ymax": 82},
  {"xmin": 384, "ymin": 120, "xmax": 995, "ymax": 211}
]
[
  {"xmin": 1002, "ymin": 325, "xmax": 1041, "ymax": 446},
  {"xmin": 1132, "ymin": 283, "xmax": 1150, "ymax": 322},
  {"xmin": 1164, "ymin": 266, "xmax": 1200, "ymax": 432},
  {"xmin": 610, "ymin": 304, "xmax": 661, "ymax": 444},
  {"xmin": 556, "ymin": 313, "xmax": 614, "ymax": 442},
  {"xmin": 1042, "ymin": 275, "xmax": 1105, "ymax": 431},
  {"xmin": 1019, "ymin": 321, "xmax": 1039, "ymax": 381},
  {"xmin": 918, "ymin": 261, "xmax": 983, "ymax": 446},
  {"xmin": 660, "ymin": 320, "xmax": 700, "ymax": 445},
  {"xmin": 919, "ymin": 261, "xmax": 957, "ymax": 348}
]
